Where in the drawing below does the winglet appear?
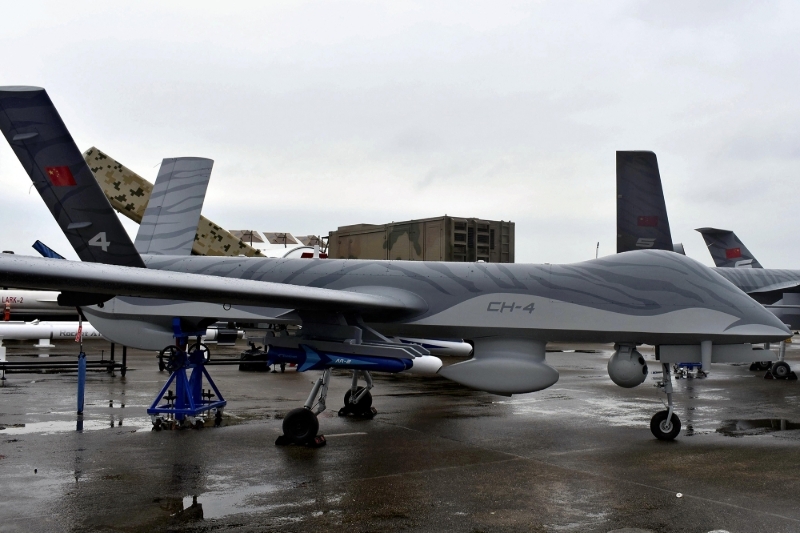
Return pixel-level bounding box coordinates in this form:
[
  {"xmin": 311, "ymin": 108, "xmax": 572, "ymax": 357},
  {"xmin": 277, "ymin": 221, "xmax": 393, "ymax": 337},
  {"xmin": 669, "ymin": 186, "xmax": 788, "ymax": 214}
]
[
  {"xmin": 32, "ymin": 240, "xmax": 65, "ymax": 260},
  {"xmin": 695, "ymin": 227, "xmax": 763, "ymax": 269},
  {"xmin": 0, "ymin": 87, "xmax": 144, "ymax": 267}
]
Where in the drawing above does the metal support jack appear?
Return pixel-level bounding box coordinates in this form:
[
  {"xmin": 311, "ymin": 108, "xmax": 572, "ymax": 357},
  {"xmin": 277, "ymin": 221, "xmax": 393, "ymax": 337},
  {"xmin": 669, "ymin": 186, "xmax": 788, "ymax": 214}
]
[{"xmin": 147, "ymin": 318, "xmax": 226, "ymax": 430}]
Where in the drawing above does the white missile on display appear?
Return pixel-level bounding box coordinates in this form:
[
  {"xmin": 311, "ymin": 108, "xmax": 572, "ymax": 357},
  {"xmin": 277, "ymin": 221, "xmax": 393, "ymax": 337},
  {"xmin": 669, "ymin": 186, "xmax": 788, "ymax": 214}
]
[
  {"xmin": 0, "ymin": 320, "xmax": 103, "ymax": 343},
  {"xmin": 391, "ymin": 337, "xmax": 474, "ymax": 357},
  {"xmin": 0, "ymin": 290, "xmax": 75, "ymax": 317}
]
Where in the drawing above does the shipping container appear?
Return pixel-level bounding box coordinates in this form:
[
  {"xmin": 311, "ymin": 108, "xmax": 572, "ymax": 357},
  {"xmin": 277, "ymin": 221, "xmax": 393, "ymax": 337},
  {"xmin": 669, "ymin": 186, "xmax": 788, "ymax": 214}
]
[{"xmin": 329, "ymin": 216, "xmax": 514, "ymax": 262}]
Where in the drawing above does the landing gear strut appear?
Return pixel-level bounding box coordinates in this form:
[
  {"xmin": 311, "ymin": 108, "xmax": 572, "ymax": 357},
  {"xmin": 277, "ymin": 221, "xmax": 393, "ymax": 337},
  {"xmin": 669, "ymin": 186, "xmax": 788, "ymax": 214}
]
[
  {"xmin": 339, "ymin": 370, "xmax": 376, "ymax": 418},
  {"xmin": 651, "ymin": 362, "xmax": 681, "ymax": 441}
]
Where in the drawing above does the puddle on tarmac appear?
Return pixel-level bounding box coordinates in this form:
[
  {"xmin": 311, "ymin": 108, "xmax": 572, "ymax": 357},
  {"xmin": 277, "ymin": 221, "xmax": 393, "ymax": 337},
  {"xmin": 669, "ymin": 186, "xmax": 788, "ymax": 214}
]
[
  {"xmin": 179, "ymin": 484, "xmax": 310, "ymax": 519},
  {"xmin": 716, "ymin": 419, "xmax": 800, "ymax": 437},
  {"xmin": 0, "ymin": 416, "xmax": 152, "ymax": 435}
]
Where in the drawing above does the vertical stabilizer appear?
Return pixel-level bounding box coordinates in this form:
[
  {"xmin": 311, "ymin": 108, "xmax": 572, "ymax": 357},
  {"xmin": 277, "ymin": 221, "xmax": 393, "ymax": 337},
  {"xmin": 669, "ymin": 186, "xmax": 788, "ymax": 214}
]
[
  {"xmin": 0, "ymin": 86, "xmax": 144, "ymax": 267},
  {"xmin": 695, "ymin": 228, "xmax": 763, "ymax": 268},
  {"xmin": 616, "ymin": 151, "xmax": 674, "ymax": 253},
  {"xmin": 134, "ymin": 158, "xmax": 213, "ymax": 255}
]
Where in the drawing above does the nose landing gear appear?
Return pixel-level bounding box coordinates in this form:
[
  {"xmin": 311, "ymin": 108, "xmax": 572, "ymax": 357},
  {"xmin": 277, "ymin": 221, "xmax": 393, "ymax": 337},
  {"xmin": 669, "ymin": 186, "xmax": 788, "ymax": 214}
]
[{"xmin": 651, "ymin": 362, "xmax": 681, "ymax": 441}]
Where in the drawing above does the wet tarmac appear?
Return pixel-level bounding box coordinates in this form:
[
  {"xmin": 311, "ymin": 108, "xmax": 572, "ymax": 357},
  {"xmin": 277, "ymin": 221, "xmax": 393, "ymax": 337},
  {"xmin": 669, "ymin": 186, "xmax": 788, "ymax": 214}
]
[{"xmin": 1, "ymin": 338, "xmax": 800, "ymax": 532}]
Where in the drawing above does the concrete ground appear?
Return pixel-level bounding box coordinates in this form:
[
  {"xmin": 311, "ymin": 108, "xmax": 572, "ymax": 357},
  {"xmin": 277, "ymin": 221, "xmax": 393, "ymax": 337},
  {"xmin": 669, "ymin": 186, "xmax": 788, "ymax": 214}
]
[{"xmin": 1, "ymin": 338, "xmax": 799, "ymax": 533}]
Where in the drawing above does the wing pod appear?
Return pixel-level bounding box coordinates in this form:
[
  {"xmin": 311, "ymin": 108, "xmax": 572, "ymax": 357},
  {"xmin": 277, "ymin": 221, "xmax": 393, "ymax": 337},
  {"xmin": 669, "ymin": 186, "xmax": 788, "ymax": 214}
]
[{"xmin": 438, "ymin": 337, "xmax": 558, "ymax": 395}]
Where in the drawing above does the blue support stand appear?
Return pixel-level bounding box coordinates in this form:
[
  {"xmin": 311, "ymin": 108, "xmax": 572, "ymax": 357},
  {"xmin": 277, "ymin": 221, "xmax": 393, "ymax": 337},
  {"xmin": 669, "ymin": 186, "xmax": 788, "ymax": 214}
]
[
  {"xmin": 147, "ymin": 318, "xmax": 226, "ymax": 428},
  {"xmin": 77, "ymin": 351, "xmax": 86, "ymax": 414}
]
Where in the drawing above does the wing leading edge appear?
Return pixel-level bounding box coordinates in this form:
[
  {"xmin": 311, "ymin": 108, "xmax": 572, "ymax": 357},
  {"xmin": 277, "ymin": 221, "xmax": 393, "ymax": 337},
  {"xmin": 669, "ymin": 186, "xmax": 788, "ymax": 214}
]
[{"xmin": 0, "ymin": 254, "xmax": 426, "ymax": 320}]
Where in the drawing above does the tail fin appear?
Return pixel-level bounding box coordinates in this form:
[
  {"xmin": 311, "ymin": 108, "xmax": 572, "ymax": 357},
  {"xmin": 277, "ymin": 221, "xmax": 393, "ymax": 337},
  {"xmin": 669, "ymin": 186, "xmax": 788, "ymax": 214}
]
[
  {"xmin": 616, "ymin": 151, "xmax": 677, "ymax": 254},
  {"xmin": 0, "ymin": 87, "xmax": 144, "ymax": 267},
  {"xmin": 134, "ymin": 157, "xmax": 213, "ymax": 255},
  {"xmin": 84, "ymin": 147, "xmax": 264, "ymax": 257},
  {"xmin": 695, "ymin": 228, "xmax": 763, "ymax": 268}
]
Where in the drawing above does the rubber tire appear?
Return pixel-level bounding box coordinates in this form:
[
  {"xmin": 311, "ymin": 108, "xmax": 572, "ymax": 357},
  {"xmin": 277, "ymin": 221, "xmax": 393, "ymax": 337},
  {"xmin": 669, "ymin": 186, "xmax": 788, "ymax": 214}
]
[
  {"xmin": 282, "ymin": 408, "xmax": 319, "ymax": 444},
  {"xmin": 344, "ymin": 387, "xmax": 373, "ymax": 414},
  {"xmin": 772, "ymin": 361, "xmax": 791, "ymax": 379},
  {"xmin": 757, "ymin": 361, "xmax": 772, "ymax": 371},
  {"xmin": 650, "ymin": 410, "xmax": 681, "ymax": 441}
]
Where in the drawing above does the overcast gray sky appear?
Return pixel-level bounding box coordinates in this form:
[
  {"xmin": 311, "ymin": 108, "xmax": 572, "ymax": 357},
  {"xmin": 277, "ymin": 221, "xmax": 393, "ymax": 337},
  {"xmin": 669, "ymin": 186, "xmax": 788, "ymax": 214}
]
[{"xmin": 1, "ymin": 1, "xmax": 799, "ymax": 266}]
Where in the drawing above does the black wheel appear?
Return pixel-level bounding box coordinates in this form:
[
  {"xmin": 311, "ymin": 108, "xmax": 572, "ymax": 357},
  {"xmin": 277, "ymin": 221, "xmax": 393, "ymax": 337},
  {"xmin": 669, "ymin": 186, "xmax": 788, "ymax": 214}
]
[
  {"xmin": 282, "ymin": 408, "xmax": 319, "ymax": 444},
  {"xmin": 189, "ymin": 343, "xmax": 211, "ymax": 363},
  {"xmin": 758, "ymin": 361, "xmax": 772, "ymax": 371},
  {"xmin": 152, "ymin": 418, "xmax": 162, "ymax": 431},
  {"xmin": 214, "ymin": 410, "xmax": 223, "ymax": 427},
  {"xmin": 772, "ymin": 361, "xmax": 791, "ymax": 379},
  {"xmin": 344, "ymin": 387, "xmax": 373, "ymax": 414},
  {"xmin": 650, "ymin": 410, "xmax": 681, "ymax": 441}
]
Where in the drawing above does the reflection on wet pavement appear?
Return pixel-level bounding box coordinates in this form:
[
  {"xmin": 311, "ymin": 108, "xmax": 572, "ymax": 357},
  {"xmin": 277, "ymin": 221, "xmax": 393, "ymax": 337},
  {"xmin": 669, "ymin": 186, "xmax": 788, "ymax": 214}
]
[
  {"xmin": 717, "ymin": 418, "xmax": 800, "ymax": 437},
  {"xmin": 2, "ymin": 339, "xmax": 800, "ymax": 532}
]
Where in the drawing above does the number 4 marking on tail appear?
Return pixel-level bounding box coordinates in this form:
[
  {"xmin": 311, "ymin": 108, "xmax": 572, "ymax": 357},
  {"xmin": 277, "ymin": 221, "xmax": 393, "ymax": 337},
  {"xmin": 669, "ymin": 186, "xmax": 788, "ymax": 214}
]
[{"xmin": 88, "ymin": 232, "xmax": 110, "ymax": 252}]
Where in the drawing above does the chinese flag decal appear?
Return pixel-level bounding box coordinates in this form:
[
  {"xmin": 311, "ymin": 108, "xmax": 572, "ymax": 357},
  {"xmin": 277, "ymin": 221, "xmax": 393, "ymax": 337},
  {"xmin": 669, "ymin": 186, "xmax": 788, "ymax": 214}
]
[
  {"xmin": 44, "ymin": 166, "xmax": 77, "ymax": 186},
  {"xmin": 637, "ymin": 216, "xmax": 659, "ymax": 227},
  {"xmin": 726, "ymin": 248, "xmax": 742, "ymax": 259}
]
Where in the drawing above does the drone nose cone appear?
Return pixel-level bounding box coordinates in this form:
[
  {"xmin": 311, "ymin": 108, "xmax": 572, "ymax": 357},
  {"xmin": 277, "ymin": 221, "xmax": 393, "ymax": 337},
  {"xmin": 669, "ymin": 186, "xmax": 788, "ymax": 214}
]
[
  {"xmin": 606, "ymin": 250, "xmax": 792, "ymax": 344},
  {"xmin": 730, "ymin": 299, "xmax": 792, "ymax": 341}
]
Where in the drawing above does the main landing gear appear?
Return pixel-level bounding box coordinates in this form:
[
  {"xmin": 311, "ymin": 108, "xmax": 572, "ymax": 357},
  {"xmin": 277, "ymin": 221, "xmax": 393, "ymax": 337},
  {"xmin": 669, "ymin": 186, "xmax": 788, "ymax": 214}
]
[
  {"xmin": 276, "ymin": 369, "xmax": 377, "ymax": 447},
  {"xmin": 651, "ymin": 362, "xmax": 681, "ymax": 441},
  {"xmin": 339, "ymin": 370, "xmax": 376, "ymax": 418}
]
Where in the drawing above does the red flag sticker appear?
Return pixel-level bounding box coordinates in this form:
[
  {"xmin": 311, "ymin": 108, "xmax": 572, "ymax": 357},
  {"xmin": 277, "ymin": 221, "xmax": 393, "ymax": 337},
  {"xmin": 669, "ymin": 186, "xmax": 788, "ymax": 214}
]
[
  {"xmin": 726, "ymin": 248, "xmax": 742, "ymax": 259},
  {"xmin": 44, "ymin": 166, "xmax": 77, "ymax": 186},
  {"xmin": 637, "ymin": 216, "xmax": 659, "ymax": 227}
]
